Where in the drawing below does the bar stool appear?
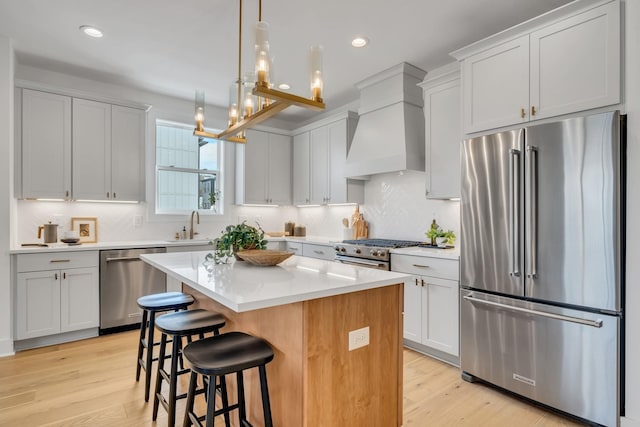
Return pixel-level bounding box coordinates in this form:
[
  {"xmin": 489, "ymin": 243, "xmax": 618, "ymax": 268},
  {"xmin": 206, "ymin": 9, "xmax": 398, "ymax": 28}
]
[
  {"xmin": 152, "ymin": 309, "xmax": 227, "ymax": 427},
  {"xmin": 183, "ymin": 332, "xmax": 275, "ymax": 427},
  {"xmin": 136, "ymin": 291, "xmax": 194, "ymax": 401}
]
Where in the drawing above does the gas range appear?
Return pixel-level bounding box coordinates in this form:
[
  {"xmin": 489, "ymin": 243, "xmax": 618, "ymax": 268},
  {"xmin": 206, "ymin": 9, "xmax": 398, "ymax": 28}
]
[{"xmin": 334, "ymin": 239, "xmax": 424, "ymax": 270}]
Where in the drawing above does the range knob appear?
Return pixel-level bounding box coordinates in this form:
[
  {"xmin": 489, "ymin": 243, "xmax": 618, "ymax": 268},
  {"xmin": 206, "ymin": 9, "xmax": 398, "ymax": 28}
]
[
  {"xmin": 370, "ymin": 249, "xmax": 376, "ymax": 255},
  {"xmin": 378, "ymin": 250, "xmax": 387, "ymax": 257},
  {"xmin": 334, "ymin": 246, "xmax": 340, "ymax": 251},
  {"xmin": 340, "ymin": 247, "xmax": 346, "ymax": 253},
  {"xmin": 355, "ymin": 248, "xmax": 361, "ymax": 254}
]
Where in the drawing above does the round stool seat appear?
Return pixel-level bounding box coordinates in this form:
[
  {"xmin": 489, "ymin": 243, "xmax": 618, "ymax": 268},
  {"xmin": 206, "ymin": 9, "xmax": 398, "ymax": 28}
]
[
  {"xmin": 155, "ymin": 309, "xmax": 226, "ymax": 336},
  {"xmin": 184, "ymin": 332, "xmax": 274, "ymax": 377},
  {"xmin": 137, "ymin": 291, "xmax": 194, "ymax": 311}
]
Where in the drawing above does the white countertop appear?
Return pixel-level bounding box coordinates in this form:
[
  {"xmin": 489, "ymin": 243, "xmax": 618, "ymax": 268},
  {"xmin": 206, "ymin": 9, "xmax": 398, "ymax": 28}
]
[
  {"xmin": 9, "ymin": 235, "xmax": 342, "ymax": 254},
  {"xmin": 391, "ymin": 246, "xmax": 460, "ymax": 260},
  {"xmin": 140, "ymin": 251, "xmax": 410, "ymax": 313}
]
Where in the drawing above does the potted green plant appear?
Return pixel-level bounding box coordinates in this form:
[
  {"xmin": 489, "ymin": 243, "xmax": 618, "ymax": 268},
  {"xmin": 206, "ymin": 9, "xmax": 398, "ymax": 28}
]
[
  {"xmin": 211, "ymin": 222, "xmax": 267, "ymax": 261},
  {"xmin": 425, "ymin": 226, "xmax": 456, "ymax": 247}
]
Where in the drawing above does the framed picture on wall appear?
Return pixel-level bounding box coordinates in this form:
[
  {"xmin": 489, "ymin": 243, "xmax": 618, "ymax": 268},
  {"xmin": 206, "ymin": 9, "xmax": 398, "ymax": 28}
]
[{"xmin": 71, "ymin": 217, "xmax": 98, "ymax": 243}]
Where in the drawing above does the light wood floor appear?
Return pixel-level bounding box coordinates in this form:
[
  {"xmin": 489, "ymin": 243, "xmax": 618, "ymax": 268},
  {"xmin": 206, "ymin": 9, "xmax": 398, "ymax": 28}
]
[{"xmin": 0, "ymin": 331, "xmax": 583, "ymax": 426}]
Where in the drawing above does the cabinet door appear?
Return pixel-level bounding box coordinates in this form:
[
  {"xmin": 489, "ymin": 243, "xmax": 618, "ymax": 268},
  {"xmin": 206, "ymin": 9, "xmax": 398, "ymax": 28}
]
[
  {"xmin": 21, "ymin": 89, "xmax": 72, "ymax": 199},
  {"xmin": 530, "ymin": 1, "xmax": 620, "ymax": 120},
  {"xmin": 73, "ymin": 99, "xmax": 112, "ymax": 200},
  {"xmin": 292, "ymin": 132, "xmax": 311, "ymax": 205},
  {"xmin": 327, "ymin": 119, "xmax": 347, "ymax": 203},
  {"xmin": 462, "ymin": 35, "xmax": 529, "ymax": 133},
  {"xmin": 267, "ymin": 133, "xmax": 292, "ymax": 205},
  {"xmin": 309, "ymin": 126, "xmax": 329, "ymax": 204},
  {"xmin": 60, "ymin": 267, "xmax": 99, "ymax": 332},
  {"xmin": 16, "ymin": 271, "xmax": 61, "ymax": 339},
  {"xmin": 421, "ymin": 276, "xmax": 459, "ymax": 356},
  {"xmin": 425, "ymin": 80, "xmax": 461, "ymax": 199},
  {"xmin": 403, "ymin": 275, "xmax": 422, "ymax": 342},
  {"xmin": 111, "ymin": 105, "xmax": 145, "ymax": 201},
  {"xmin": 239, "ymin": 130, "xmax": 268, "ymax": 204}
]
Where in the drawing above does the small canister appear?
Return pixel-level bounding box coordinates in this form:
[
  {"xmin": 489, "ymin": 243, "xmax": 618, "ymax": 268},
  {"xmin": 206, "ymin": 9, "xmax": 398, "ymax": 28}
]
[
  {"xmin": 284, "ymin": 221, "xmax": 295, "ymax": 236},
  {"xmin": 293, "ymin": 225, "xmax": 306, "ymax": 237}
]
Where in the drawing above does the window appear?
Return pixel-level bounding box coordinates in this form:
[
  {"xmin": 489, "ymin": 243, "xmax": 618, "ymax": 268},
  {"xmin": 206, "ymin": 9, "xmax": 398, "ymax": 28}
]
[{"xmin": 155, "ymin": 121, "xmax": 223, "ymax": 214}]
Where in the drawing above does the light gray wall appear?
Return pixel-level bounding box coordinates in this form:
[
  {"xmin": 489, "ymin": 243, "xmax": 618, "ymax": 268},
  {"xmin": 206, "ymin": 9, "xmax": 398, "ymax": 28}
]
[
  {"xmin": 623, "ymin": 0, "xmax": 640, "ymax": 424},
  {"xmin": 0, "ymin": 36, "xmax": 15, "ymax": 356}
]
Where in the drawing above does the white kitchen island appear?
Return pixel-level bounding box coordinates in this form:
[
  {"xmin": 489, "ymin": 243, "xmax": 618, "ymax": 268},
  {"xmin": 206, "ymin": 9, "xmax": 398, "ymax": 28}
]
[{"xmin": 141, "ymin": 251, "xmax": 410, "ymax": 427}]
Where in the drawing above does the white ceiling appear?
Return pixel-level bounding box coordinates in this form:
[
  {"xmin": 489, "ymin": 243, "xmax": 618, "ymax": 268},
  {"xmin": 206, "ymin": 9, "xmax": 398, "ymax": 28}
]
[{"xmin": 0, "ymin": 0, "xmax": 573, "ymax": 125}]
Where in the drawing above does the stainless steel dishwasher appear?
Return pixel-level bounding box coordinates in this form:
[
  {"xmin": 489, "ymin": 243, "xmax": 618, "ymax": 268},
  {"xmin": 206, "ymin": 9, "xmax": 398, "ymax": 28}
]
[{"xmin": 99, "ymin": 247, "xmax": 167, "ymax": 333}]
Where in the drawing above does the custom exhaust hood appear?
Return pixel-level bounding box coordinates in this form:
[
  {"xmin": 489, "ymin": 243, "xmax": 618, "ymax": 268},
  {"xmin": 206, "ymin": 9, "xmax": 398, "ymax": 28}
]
[{"xmin": 345, "ymin": 63, "xmax": 427, "ymax": 178}]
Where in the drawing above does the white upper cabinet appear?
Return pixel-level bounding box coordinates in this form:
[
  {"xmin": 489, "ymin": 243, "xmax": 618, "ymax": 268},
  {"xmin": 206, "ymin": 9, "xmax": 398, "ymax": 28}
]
[
  {"xmin": 20, "ymin": 89, "xmax": 72, "ymax": 199},
  {"xmin": 419, "ymin": 65, "xmax": 462, "ymax": 199},
  {"xmin": 73, "ymin": 98, "xmax": 112, "ymax": 200},
  {"xmin": 73, "ymin": 100, "xmax": 145, "ymax": 201},
  {"xmin": 111, "ymin": 105, "xmax": 145, "ymax": 201},
  {"xmin": 529, "ymin": 1, "xmax": 620, "ymax": 120},
  {"xmin": 461, "ymin": 36, "xmax": 530, "ymax": 133},
  {"xmin": 310, "ymin": 125, "xmax": 330, "ymax": 204},
  {"xmin": 292, "ymin": 132, "xmax": 310, "ymax": 205},
  {"xmin": 453, "ymin": 0, "xmax": 620, "ymax": 134},
  {"xmin": 17, "ymin": 88, "xmax": 146, "ymax": 201},
  {"xmin": 292, "ymin": 112, "xmax": 364, "ymax": 206},
  {"xmin": 236, "ymin": 129, "xmax": 292, "ymax": 205}
]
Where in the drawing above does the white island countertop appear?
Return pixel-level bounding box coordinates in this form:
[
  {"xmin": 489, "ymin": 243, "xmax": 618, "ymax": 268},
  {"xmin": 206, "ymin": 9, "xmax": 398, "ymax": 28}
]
[{"xmin": 141, "ymin": 251, "xmax": 410, "ymax": 312}]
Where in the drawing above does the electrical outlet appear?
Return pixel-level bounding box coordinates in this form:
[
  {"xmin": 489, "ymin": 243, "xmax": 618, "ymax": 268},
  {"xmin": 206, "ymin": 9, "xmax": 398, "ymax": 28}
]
[
  {"xmin": 133, "ymin": 215, "xmax": 143, "ymax": 228},
  {"xmin": 348, "ymin": 326, "xmax": 370, "ymax": 351}
]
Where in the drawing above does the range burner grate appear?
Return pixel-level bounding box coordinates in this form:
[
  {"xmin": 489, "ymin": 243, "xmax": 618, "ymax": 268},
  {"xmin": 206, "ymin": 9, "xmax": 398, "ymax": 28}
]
[{"xmin": 341, "ymin": 239, "xmax": 423, "ymax": 248}]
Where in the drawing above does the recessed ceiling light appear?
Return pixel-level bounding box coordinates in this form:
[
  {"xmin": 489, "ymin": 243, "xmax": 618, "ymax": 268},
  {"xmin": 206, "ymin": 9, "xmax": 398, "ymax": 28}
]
[
  {"xmin": 351, "ymin": 37, "xmax": 368, "ymax": 48},
  {"xmin": 278, "ymin": 83, "xmax": 291, "ymax": 90},
  {"xmin": 79, "ymin": 25, "xmax": 103, "ymax": 38}
]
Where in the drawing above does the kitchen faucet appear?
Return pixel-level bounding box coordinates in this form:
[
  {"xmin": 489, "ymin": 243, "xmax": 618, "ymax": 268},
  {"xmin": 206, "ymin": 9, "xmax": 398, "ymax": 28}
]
[{"xmin": 189, "ymin": 210, "xmax": 200, "ymax": 239}]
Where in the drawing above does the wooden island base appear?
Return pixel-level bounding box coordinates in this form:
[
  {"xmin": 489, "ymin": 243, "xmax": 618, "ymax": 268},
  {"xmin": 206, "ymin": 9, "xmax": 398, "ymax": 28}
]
[{"xmin": 184, "ymin": 283, "xmax": 403, "ymax": 427}]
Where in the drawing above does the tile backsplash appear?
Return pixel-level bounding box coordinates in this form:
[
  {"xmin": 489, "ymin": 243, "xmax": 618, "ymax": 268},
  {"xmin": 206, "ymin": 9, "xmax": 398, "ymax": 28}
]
[{"xmin": 15, "ymin": 171, "xmax": 459, "ymax": 245}]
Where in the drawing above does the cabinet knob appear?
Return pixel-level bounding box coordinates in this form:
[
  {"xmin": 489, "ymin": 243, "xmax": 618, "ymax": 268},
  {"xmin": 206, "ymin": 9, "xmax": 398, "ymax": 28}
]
[
  {"xmin": 55, "ymin": 273, "xmax": 58, "ymax": 280},
  {"xmin": 106, "ymin": 192, "xmax": 110, "ymax": 198},
  {"xmin": 65, "ymin": 190, "xmax": 69, "ymax": 198},
  {"xmin": 520, "ymin": 108, "xmax": 525, "ymax": 119},
  {"xmin": 531, "ymin": 106, "xmax": 537, "ymax": 116},
  {"xmin": 113, "ymin": 192, "xmax": 116, "ymax": 199},
  {"xmin": 415, "ymin": 278, "xmax": 419, "ymax": 286},
  {"xmin": 63, "ymin": 272, "xmax": 66, "ymax": 280}
]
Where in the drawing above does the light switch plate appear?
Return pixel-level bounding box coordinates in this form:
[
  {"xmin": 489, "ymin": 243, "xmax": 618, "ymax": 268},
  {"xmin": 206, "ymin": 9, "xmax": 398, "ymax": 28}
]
[
  {"xmin": 133, "ymin": 215, "xmax": 143, "ymax": 228},
  {"xmin": 348, "ymin": 326, "xmax": 370, "ymax": 351}
]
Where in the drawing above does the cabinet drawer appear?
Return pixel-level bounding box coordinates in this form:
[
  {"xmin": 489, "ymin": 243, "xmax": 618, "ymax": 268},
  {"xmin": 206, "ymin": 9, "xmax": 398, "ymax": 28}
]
[
  {"xmin": 286, "ymin": 242, "xmax": 303, "ymax": 254},
  {"xmin": 17, "ymin": 251, "xmax": 99, "ymax": 272},
  {"xmin": 302, "ymin": 243, "xmax": 334, "ymax": 261},
  {"xmin": 391, "ymin": 254, "xmax": 459, "ymax": 280}
]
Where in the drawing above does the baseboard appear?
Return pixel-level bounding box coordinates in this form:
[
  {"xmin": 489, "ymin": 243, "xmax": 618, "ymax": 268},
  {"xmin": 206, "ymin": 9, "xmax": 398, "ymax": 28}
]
[
  {"xmin": 14, "ymin": 328, "xmax": 98, "ymax": 351},
  {"xmin": 0, "ymin": 337, "xmax": 15, "ymax": 357},
  {"xmin": 622, "ymin": 416, "xmax": 640, "ymax": 427},
  {"xmin": 403, "ymin": 339, "xmax": 460, "ymax": 367}
]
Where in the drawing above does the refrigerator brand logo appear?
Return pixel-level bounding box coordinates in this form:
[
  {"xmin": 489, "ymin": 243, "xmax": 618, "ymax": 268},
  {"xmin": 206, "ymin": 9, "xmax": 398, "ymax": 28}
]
[{"xmin": 513, "ymin": 373, "xmax": 536, "ymax": 387}]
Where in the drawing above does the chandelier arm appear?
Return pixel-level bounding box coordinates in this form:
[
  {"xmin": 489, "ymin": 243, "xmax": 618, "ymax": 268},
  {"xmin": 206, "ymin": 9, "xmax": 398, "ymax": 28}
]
[
  {"xmin": 253, "ymin": 85, "xmax": 325, "ymax": 111},
  {"xmin": 216, "ymin": 101, "xmax": 288, "ymax": 140}
]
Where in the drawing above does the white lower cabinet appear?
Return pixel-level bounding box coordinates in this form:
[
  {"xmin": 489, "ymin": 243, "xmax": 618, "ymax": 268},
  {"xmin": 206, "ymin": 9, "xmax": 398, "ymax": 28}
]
[
  {"xmin": 285, "ymin": 241, "xmax": 334, "ymax": 260},
  {"xmin": 392, "ymin": 254, "xmax": 459, "ymax": 360},
  {"xmin": 15, "ymin": 252, "xmax": 99, "ymax": 340}
]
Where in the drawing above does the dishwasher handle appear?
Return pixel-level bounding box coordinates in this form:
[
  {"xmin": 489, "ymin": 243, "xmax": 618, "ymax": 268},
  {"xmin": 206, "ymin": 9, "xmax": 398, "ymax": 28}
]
[{"xmin": 105, "ymin": 256, "xmax": 141, "ymax": 262}]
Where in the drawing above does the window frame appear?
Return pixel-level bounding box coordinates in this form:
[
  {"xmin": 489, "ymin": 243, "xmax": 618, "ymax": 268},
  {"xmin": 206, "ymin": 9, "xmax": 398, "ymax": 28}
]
[{"xmin": 154, "ymin": 119, "xmax": 224, "ymax": 216}]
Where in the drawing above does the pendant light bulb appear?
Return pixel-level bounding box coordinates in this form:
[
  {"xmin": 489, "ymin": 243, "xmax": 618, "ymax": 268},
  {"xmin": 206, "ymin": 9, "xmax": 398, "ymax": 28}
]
[
  {"xmin": 309, "ymin": 45, "xmax": 324, "ymax": 102},
  {"xmin": 254, "ymin": 21, "xmax": 271, "ymax": 87},
  {"xmin": 195, "ymin": 90, "xmax": 205, "ymax": 132}
]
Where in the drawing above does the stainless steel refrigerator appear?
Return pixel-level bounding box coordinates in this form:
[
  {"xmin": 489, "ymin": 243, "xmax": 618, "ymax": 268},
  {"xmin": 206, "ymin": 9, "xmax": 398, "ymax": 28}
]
[{"xmin": 460, "ymin": 111, "xmax": 624, "ymax": 427}]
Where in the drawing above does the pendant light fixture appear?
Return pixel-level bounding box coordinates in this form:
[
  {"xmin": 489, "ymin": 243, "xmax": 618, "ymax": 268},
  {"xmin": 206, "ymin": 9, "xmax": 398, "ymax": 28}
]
[{"xmin": 194, "ymin": 0, "xmax": 325, "ymax": 143}]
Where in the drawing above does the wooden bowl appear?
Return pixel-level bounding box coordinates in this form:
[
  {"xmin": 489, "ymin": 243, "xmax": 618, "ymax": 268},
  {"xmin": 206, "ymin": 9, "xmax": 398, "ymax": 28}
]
[{"xmin": 235, "ymin": 249, "xmax": 294, "ymax": 266}]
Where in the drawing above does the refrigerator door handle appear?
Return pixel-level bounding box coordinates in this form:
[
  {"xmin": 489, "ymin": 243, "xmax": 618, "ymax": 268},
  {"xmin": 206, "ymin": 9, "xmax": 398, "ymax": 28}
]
[
  {"xmin": 463, "ymin": 295, "xmax": 603, "ymax": 328},
  {"xmin": 527, "ymin": 145, "xmax": 538, "ymax": 279},
  {"xmin": 509, "ymin": 148, "xmax": 521, "ymax": 277}
]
